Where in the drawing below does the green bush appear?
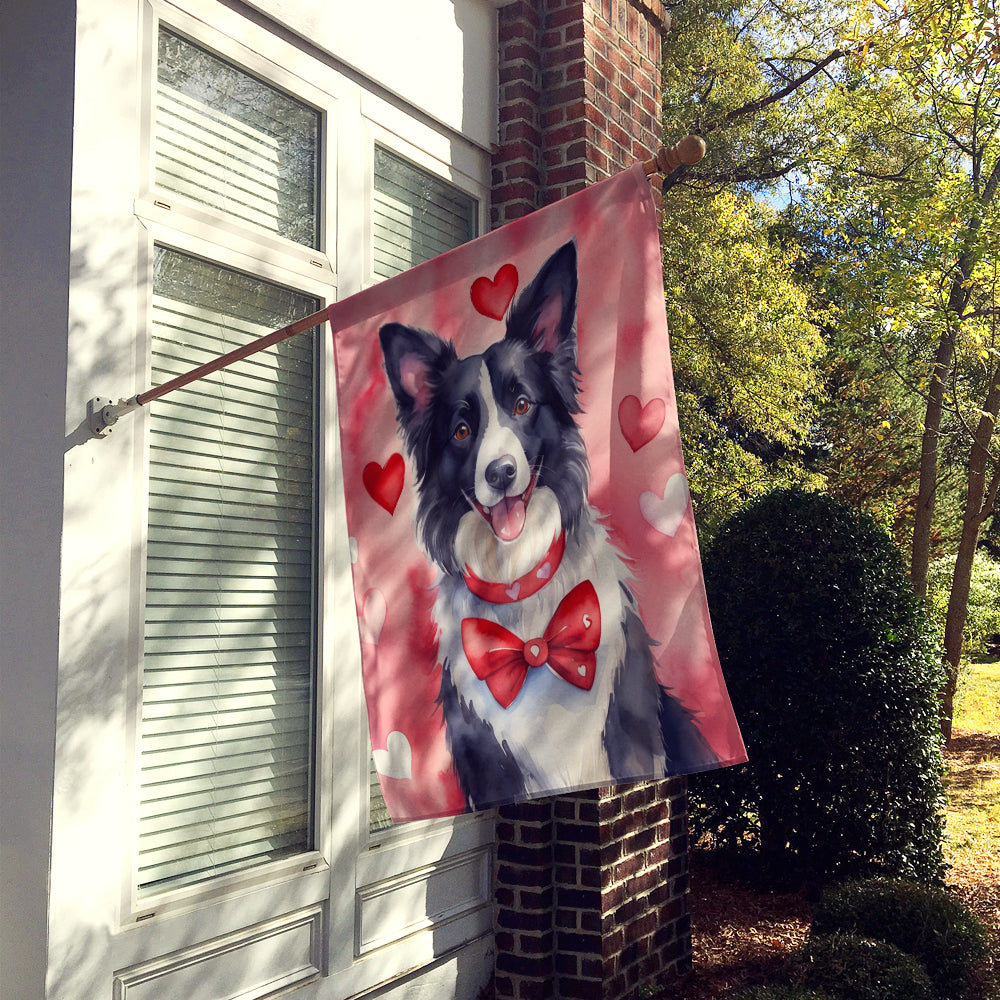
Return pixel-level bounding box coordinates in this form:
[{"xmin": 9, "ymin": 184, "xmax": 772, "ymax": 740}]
[
  {"xmin": 792, "ymin": 933, "xmax": 934, "ymax": 1000},
  {"xmin": 692, "ymin": 489, "xmax": 946, "ymax": 882},
  {"xmin": 927, "ymin": 550, "xmax": 1000, "ymax": 659},
  {"xmin": 811, "ymin": 878, "xmax": 988, "ymax": 998}
]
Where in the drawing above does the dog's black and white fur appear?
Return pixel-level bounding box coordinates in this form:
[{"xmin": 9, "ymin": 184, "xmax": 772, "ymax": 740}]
[{"xmin": 379, "ymin": 241, "xmax": 715, "ymax": 809}]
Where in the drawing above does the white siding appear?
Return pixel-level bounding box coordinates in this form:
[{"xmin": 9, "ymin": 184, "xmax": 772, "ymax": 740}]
[{"xmin": 242, "ymin": 0, "xmax": 498, "ymax": 151}]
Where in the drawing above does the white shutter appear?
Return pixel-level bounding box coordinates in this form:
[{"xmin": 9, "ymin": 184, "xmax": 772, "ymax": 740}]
[
  {"xmin": 367, "ymin": 148, "xmax": 477, "ymax": 832},
  {"xmin": 138, "ymin": 248, "xmax": 319, "ymax": 895}
]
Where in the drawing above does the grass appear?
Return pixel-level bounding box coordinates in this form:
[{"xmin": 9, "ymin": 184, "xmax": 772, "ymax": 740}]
[
  {"xmin": 955, "ymin": 658, "xmax": 1000, "ymax": 734},
  {"xmin": 945, "ymin": 659, "xmax": 1000, "ymax": 868},
  {"xmin": 942, "ymin": 657, "xmax": 1000, "ymax": 1000}
]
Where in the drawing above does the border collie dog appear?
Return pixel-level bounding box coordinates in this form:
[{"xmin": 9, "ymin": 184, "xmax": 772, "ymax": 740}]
[{"xmin": 379, "ymin": 241, "xmax": 714, "ymax": 809}]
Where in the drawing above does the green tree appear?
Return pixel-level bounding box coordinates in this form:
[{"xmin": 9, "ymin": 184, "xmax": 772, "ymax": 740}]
[
  {"xmin": 784, "ymin": 207, "xmax": 966, "ymax": 549},
  {"xmin": 927, "ymin": 548, "xmax": 1000, "ymax": 659},
  {"xmin": 663, "ymin": 189, "xmax": 825, "ymax": 536},
  {"xmin": 802, "ymin": 0, "xmax": 1000, "ymax": 735},
  {"xmin": 660, "ymin": 1, "xmax": 843, "ymax": 535},
  {"xmin": 661, "ymin": 0, "xmax": 853, "ymax": 194},
  {"xmin": 660, "ymin": 1, "xmax": 999, "ymax": 737}
]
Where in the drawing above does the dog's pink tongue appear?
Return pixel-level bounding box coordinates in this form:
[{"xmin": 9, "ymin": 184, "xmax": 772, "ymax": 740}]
[{"xmin": 491, "ymin": 496, "xmax": 526, "ymax": 541}]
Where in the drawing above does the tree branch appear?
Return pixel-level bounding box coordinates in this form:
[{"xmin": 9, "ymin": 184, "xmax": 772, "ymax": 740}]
[
  {"xmin": 852, "ymin": 164, "xmax": 920, "ymax": 183},
  {"xmin": 704, "ymin": 49, "xmax": 847, "ymax": 133}
]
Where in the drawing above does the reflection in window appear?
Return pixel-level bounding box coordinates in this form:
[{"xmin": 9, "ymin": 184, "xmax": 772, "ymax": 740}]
[
  {"xmin": 372, "ymin": 146, "xmax": 477, "ymax": 278},
  {"xmin": 156, "ymin": 28, "xmax": 320, "ymax": 248}
]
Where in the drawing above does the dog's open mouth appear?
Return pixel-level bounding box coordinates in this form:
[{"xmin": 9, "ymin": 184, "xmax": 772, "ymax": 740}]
[{"xmin": 475, "ymin": 475, "xmax": 537, "ymax": 542}]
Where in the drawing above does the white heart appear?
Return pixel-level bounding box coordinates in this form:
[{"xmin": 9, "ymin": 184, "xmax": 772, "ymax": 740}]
[
  {"xmin": 529, "ymin": 643, "xmax": 541, "ymax": 658},
  {"xmin": 361, "ymin": 588, "xmax": 387, "ymax": 645},
  {"xmin": 577, "ymin": 664, "xmax": 587, "ymax": 676},
  {"xmin": 639, "ymin": 473, "xmax": 690, "ymax": 537},
  {"xmin": 372, "ymin": 730, "xmax": 412, "ymax": 780},
  {"xmin": 536, "ymin": 561, "xmax": 551, "ymax": 580},
  {"xmin": 349, "ymin": 536, "xmax": 359, "ymax": 563},
  {"xmin": 582, "ymin": 614, "xmax": 592, "ymax": 629},
  {"xmin": 505, "ymin": 581, "xmax": 521, "ymax": 600}
]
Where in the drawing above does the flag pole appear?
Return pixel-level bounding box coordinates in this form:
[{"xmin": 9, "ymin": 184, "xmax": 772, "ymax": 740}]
[
  {"xmin": 88, "ymin": 136, "xmax": 705, "ymax": 438},
  {"xmin": 642, "ymin": 134, "xmax": 706, "ymax": 177},
  {"xmin": 87, "ymin": 307, "xmax": 331, "ymax": 437}
]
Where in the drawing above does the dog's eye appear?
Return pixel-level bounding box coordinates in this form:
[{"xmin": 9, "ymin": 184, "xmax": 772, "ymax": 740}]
[
  {"xmin": 454, "ymin": 422, "xmax": 471, "ymax": 441},
  {"xmin": 513, "ymin": 395, "xmax": 531, "ymax": 416}
]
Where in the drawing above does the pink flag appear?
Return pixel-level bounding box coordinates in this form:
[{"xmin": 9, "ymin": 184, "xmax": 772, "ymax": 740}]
[{"xmin": 330, "ymin": 165, "xmax": 746, "ymax": 821}]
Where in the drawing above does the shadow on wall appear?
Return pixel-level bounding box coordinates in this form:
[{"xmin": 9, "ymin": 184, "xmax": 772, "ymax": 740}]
[
  {"xmin": 43, "ymin": 206, "xmax": 153, "ymax": 998},
  {"xmin": 428, "ymin": 822, "xmax": 496, "ymax": 1000}
]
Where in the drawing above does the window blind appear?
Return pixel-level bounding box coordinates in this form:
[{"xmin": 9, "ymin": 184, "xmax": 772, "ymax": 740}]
[
  {"xmin": 368, "ymin": 148, "xmax": 477, "ymax": 833},
  {"xmin": 156, "ymin": 28, "xmax": 320, "ymax": 248},
  {"xmin": 138, "ymin": 248, "xmax": 319, "ymax": 895},
  {"xmin": 372, "ymin": 146, "xmax": 477, "ymax": 280}
]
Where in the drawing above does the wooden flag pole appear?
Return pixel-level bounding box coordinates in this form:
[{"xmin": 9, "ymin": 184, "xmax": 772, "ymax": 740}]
[
  {"xmin": 88, "ymin": 137, "xmax": 706, "ymax": 437},
  {"xmin": 87, "ymin": 307, "xmax": 330, "ymax": 437},
  {"xmin": 642, "ymin": 134, "xmax": 706, "ymax": 176},
  {"xmin": 136, "ymin": 307, "xmax": 329, "ymax": 406}
]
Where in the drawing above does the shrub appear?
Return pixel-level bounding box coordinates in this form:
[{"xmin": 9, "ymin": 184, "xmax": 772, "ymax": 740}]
[
  {"xmin": 692, "ymin": 489, "xmax": 946, "ymax": 882},
  {"xmin": 927, "ymin": 550, "xmax": 1000, "ymax": 659},
  {"xmin": 792, "ymin": 933, "xmax": 934, "ymax": 1000},
  {"xmin": 811, "ymin": 878, "xmax": 988, "ymax": 998}
]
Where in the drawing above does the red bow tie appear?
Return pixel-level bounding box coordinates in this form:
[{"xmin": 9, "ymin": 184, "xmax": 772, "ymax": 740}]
[{"xmin": 460, "ymin": 581, "xmax": 601, "ymax": 708}]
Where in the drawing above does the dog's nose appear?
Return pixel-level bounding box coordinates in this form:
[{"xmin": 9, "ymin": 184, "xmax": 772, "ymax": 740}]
[{"xmin": 485, "ymin": 455, "xmax": 518, "ymax": 491}]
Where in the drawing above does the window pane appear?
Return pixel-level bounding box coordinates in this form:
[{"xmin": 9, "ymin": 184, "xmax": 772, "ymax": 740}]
[
  {"xmin": 139, "ymin": 247, "xmax": 318, "ymax": 895},
  {"xmin": 369, "ymin": 149, "xmax": 478, "ymax": 832},
  {"xmin": 156, "ymin": 28, "xmax": 320, "ymax": 248},
  {"xmin": 372, "ymin": 146, "xmax": 477, "ymax": 279}
]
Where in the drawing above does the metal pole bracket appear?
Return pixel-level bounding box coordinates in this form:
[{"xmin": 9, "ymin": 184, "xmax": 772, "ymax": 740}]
[{"xmin": 88, "ymin": 396, "xmax": 140, "ymax": 438}]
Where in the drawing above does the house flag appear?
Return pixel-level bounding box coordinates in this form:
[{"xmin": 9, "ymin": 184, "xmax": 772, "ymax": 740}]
[{"xmin": 330, "ymin": 164, "xmax": 746, "ymax": 822}]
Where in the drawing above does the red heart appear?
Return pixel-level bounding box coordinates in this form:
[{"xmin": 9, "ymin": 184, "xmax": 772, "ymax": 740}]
[
  {"xmin": 363, "ymin": 453, "xmax": 405, "ymax": 514},
  {"xmin": 471, "ymin": 263, "xmax": 518, "ymax": 320},
  {"xmin": 618, "ymin": 395, "xmax": 666, "ymax": 452}
]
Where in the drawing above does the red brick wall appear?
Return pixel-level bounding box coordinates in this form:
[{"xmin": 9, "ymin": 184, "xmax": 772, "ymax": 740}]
[
  {"xmin": 494, "ymin": 781, "xmax": 691, "ymax": 1000},
  {"xmin": 490, "ymin": 10, "xmax": 689, "ymax": 997},
  {"xmin": 492, "ymin": 0, "xmax": 668, "ymax": 227}
]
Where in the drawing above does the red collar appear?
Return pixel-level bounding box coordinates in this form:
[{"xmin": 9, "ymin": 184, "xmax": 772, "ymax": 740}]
[{"xmin": 462, "ymin": 532, "xmax": 566, "ymax": 604}]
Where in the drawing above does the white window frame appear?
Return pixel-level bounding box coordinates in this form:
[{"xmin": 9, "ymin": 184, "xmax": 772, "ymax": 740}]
[
  {"xmin": 124, "ymin": 0, "xmax": 338, "ymax": 927},
  {"xmin": 122, "ymin": 223, "xmax": 337, "ymax": 924},
  {"xmin": 111, "ymin": 0, "xmax": 495, "ymax": 992}
]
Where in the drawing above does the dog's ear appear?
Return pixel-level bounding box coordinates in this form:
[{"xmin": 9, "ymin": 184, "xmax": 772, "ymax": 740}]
[
  {"xmin": 379, "ymin": 323, "xmax": 455, "ymax": 428},
  {"xmin": 505, "ymin": 240, "xmax": 577, "ymax": 356}
]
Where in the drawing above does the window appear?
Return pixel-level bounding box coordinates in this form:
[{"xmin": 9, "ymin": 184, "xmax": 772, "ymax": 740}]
[
  {"xmin": 119, "ymin": 6, "xmax": 494, "ymax": 992},
  {"xmin": 372, "ymin": 145, "xmax": 477, "ymax": 279},
  {"xmin": 367, "ymin": 146, "xmax": 478, "ymax": 834},
  {"xmin": 139, "ymin": 248, "xmax": 319, "ymax": 895},
  {"xmin": 155, "ymin": 28, "xmax": 320, "ymax": 247},
  {"xmin": 136, "ymin": 26, "xmax": 323, "ymax": 898}
]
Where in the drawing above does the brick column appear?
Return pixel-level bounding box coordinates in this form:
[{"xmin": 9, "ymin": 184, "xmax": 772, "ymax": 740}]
[
  {"xmin": 494, "ymin": 782, "xmax": 691, "ymax": 1000},
  {"xmin": 493, "ymin": 0, "xmax": 668, "ymax": 226},
  {"xmin": 493, "ymin": 1, "xmax": 544, "ymax": 226},
  {"xmin": 491, "ymin": 4, "xmax": 692, "ymax": 999},
  {"xmin": 495, "ymin": 800, "xmax": 556, "ymax": 999}
]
